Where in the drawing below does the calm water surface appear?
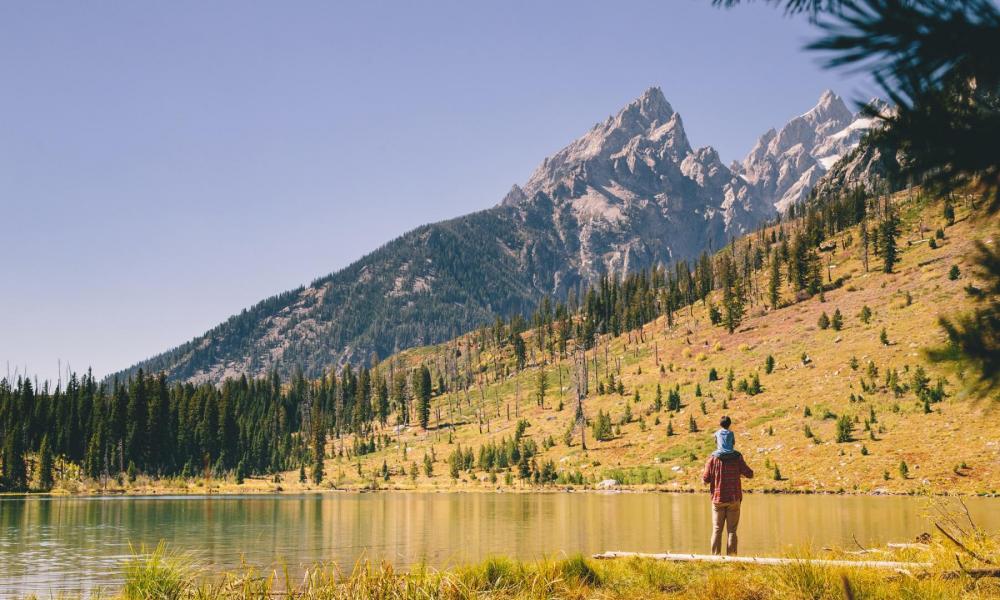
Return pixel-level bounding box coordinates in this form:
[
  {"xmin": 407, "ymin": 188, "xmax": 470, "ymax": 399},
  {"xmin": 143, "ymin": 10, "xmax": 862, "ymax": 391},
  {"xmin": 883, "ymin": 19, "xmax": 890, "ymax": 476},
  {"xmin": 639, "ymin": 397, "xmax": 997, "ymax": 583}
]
[{"xmin": 1, "ymin": 492, "xmax": 998, "ymax": 595}]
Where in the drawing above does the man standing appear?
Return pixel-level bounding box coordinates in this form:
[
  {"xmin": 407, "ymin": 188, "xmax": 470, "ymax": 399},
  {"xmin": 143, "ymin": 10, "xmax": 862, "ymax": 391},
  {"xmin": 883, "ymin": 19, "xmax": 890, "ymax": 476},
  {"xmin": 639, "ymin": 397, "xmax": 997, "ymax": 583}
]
[{"xmin": 701, "ymin": 416, "xmax": 753, "ymax": 555}]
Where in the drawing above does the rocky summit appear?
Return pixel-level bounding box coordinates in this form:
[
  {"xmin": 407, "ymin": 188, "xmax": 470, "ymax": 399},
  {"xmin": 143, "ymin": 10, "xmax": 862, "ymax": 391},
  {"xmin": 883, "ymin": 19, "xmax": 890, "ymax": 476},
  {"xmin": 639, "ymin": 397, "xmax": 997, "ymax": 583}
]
[
  {"xmin": 503, "ymin": 86, "xmax": 773, "ymax": 280},
  {"xmin": 119, "ymin": 87, "xmax": 868, "ymax": 384},
  {"xmin": 738, "ymin": 90, "xmax": 878, "ymax": 212}
]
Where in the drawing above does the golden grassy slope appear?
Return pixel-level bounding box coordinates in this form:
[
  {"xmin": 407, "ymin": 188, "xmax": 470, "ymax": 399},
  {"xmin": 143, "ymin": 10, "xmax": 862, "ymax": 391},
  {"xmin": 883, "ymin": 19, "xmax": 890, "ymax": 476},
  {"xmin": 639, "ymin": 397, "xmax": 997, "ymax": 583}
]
[{"xmin": 275, "ymin": 192, "xmax": 999, "ymax": 496}]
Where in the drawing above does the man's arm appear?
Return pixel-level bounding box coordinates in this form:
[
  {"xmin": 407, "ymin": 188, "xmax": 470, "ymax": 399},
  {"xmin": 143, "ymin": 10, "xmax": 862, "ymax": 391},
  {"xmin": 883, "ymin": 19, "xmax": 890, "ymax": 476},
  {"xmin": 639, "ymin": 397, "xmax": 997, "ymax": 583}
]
[
  {"xmin": 740, "ymin": 456, "xmax": 754, "ymax": 479},
  {"xmin": 702, "ymin": 457, "xmax": 715, "ymax": 484}
]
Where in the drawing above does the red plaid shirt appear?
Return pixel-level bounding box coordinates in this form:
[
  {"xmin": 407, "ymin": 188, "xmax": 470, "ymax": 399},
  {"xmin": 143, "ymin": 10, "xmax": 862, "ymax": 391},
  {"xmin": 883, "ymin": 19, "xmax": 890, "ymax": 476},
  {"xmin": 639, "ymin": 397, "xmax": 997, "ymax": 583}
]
[{"xmin": 702, "ymin": 453, "xmax": 753, "ymax": 503}]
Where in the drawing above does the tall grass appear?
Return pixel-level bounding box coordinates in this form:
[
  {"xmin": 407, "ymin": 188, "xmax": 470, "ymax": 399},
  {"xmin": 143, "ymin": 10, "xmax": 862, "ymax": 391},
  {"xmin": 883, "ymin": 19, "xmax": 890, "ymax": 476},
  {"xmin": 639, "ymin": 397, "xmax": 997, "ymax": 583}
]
[
  {"xmin": 106, "ymin": 552, "xmax": 1000, "ymax": 599},
  {"xmin": 121, "ymin": 542, "xmax": 193, "ymax": 600},
  {"xmin": 37, "ymin": 522, "xmax": 1000, "ymax": 599}
]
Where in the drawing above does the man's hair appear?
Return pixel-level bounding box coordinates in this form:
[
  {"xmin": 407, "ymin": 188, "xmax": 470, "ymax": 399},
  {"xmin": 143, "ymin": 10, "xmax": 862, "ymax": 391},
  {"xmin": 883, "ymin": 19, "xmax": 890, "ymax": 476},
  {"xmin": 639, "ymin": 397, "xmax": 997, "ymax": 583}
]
[{"xmin": 720, "ymin": 416, "xmax": 732, "ymax": 428}]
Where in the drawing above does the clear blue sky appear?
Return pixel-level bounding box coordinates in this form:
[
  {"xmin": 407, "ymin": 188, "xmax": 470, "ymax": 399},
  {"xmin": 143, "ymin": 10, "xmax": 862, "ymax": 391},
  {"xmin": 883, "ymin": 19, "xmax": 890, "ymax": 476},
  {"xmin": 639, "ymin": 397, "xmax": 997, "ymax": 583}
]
[{"xmin": 0, "ymin": 1, "xmax": 873, "ymax": 384}]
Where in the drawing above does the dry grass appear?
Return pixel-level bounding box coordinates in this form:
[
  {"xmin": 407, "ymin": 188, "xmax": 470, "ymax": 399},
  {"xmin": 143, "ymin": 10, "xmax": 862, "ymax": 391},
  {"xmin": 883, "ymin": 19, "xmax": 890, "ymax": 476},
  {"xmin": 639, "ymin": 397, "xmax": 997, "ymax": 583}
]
[
  {"xmin": 303, "ymin": 192, "xmax": 1000, "ymax": 497},
  {"xmin": 35, "ymin": 525, "xmax": 998, "ymax": 599}
]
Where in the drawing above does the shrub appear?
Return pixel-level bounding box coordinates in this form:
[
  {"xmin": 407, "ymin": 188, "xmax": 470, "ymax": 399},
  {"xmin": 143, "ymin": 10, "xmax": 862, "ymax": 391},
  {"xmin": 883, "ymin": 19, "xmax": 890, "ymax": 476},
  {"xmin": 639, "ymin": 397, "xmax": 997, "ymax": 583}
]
[
  {"xmin": 592, "ymin": 411, "xmax": 613, "ymax": 441},
  {"xmin": 835, "ymin": 415, "xmax": 853, "ymax": 443},
  {"xmin": 818, "ymin": 312, "xmax": 830, "ymax": 329},
  {"xmin": 948, "ymin": 265, "xmax": 961, "ymax": 280}
]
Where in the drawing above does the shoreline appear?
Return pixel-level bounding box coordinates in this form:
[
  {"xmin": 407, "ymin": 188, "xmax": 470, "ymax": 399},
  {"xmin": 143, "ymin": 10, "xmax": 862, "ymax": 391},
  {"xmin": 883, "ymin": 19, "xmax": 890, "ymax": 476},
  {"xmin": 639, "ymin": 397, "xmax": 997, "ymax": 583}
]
[{"xmin": 4, "ymin": 483, "xmax": 999, "ymax": 499}]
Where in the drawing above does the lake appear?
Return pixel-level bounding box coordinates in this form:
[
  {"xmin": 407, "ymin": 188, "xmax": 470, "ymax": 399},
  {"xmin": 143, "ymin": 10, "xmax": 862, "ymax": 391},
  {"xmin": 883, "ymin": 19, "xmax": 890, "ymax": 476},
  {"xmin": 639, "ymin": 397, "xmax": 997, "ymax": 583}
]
[{"xmin": 2, "ymin": 492, "xmax": 998, "ymax": 595}]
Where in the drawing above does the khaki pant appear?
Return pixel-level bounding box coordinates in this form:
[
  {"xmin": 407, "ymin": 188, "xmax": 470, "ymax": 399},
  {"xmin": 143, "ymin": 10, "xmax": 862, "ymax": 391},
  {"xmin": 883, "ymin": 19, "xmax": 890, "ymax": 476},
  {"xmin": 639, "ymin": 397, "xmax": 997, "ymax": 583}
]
[{"xmin": 711, "ymin": 501, "xmax": 741, "ymax": 555}]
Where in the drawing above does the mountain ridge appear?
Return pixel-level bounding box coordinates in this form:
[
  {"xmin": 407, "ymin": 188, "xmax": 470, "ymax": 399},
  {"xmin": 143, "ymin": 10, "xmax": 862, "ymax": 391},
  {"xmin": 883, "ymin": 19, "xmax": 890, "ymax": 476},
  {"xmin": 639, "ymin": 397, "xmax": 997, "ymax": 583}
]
[{"xmin": 116, "ymin": 87, "xmax": 872, "ymax": 384}]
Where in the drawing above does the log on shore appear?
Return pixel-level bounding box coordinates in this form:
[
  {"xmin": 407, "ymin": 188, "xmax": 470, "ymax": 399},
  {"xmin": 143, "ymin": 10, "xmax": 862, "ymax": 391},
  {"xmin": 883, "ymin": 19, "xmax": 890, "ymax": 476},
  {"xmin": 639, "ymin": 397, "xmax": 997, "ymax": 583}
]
[{"xmin": 592, "ymin": 551, "xmax": 931, "ymax": 571}]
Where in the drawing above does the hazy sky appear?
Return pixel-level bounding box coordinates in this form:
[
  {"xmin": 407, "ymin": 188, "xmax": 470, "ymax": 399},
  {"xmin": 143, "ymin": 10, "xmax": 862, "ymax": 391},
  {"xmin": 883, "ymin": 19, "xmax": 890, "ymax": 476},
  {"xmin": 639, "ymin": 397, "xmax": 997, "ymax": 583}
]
[{"xmin": 1, "ymin": 1, "xmax": 873, "ymax": 384}]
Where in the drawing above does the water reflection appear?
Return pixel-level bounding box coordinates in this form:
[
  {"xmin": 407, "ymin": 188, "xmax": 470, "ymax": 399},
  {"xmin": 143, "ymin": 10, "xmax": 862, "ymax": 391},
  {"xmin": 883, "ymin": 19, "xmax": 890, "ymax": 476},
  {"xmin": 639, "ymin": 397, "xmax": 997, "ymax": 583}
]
[{"xmin": 1, "ymin": 492, "xmax": 997, "ymax": 594}]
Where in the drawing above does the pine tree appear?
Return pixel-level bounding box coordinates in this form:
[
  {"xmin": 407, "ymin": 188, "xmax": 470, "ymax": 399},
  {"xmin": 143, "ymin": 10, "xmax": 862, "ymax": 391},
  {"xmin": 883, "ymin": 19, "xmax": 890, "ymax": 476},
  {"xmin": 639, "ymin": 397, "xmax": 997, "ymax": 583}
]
[
  {"xmin": 535, "ymin": 369, "xmax": 548, "ymax": 407},
  {"xmin": 789, "ymin": 235, "xmax": 811, "ymax": 291},
  {"xmin": 768, "ymin": 252, "xmax": 782, "ymax": 308},
  {"xmin": 393, "ymin": 373, "xmax": 408, "ymax": 425},
  {"xmin": 720, "ymin": 253, "xmax": 745, "ymax": 334},
  {"xmin": 147, "ymin": 374, "xmax": 171, "ymax": 475},
  {"xmin": 125, "ymin": 371, "xmax": 148, "ymax": 471},
  {"xmin": 513, "ymin": 335, "xmax": 527, "ymax": 371},
  {"xmin": 667, "ymin": 388, "xmax": 681, "ymax": 412},
  {"xmin": 879, "ymin": 211, "xmax": 900, "ymax": 274},
  {"xmin": 84, "ymin": 421, "xmax": 104, "ymax": 481},
  {"xmin": 835, "ymin": 415, "xmax": 853, "ymax": 443},
  {"xmin": 416, "ymin": 366, "xmax": 432, "ymax": 429},
  {"xmin": 311, "ymin": 421, "xmax": 325, "ymax": 485},
  {"xmin": 832, "ymin": 309, "xmax": 844, "ymax": 331},
  {"xmin": 38, "ymin": 434, "xmax": 54, "ymax": 491},
  {"xmin": 517, "ymin": 452, "xmax": 531, "ymax": 479},
  {"xmin": 1, "ymin": 426, "xmax": 27, "ymax": 492}
]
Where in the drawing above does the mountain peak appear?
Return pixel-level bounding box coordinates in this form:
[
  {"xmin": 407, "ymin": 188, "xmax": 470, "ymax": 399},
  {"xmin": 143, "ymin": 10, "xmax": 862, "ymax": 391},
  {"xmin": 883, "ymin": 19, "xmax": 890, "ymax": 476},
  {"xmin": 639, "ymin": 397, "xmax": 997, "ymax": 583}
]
[
  {"xmin": 619, "ymin": 86, "xmax": 674, "ymax": 128},
  {"xmin": 521, "ymin": 86, "xmax": 687, "ymax": 197},
  {"xmin": 742, "ymin": 89, "xmax": 880, "ymax": 211},
  {"xmin": 803, "ymin": 90, "xmax": 852, "ymax": 126}
]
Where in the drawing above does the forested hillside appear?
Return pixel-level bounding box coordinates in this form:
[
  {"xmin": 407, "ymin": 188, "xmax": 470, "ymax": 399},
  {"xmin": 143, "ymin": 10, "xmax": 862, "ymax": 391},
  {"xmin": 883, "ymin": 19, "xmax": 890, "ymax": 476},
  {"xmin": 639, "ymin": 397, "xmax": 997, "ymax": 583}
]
[{"xmin": 4, "ymin": 182, "xmax": 997, "ymax": 495}]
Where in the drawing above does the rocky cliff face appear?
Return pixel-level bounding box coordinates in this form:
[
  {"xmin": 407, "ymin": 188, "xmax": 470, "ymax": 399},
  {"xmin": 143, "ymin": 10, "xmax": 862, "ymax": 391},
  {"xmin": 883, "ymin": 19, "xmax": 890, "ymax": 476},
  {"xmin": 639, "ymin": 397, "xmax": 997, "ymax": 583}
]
[
  {"xmin": 739, "ymin": 90, "xmax": 879, "ymax": 212},
  {"xmin": 810, "ymin": 131, "xmax": 904, "ymax": 201},
  {"xmin": 116, "ymin": 88, "xmax": 791, "ymax": 384},
  {"xmin": 505, "ymin": 87, "xmax": 772, "ymax": 281}
]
